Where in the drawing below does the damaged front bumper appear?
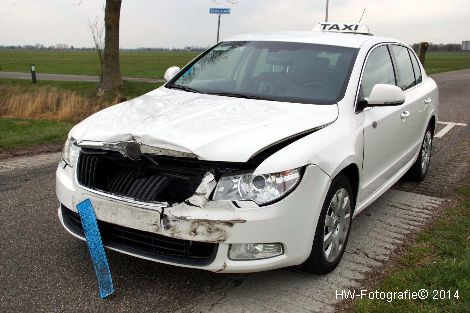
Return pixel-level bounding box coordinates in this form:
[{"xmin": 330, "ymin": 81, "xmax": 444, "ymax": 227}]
[{"xmin": 56, "ymin": 162, "xmax": 331, "ymax": 273}]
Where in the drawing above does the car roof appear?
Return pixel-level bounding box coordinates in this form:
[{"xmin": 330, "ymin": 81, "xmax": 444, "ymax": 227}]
[{"xmin": 224, "ymin": 31, "xmax": 402, "ymax": 49}]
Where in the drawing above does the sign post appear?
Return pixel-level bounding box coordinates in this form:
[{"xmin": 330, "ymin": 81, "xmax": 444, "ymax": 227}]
[
  {"xmin": 217, "ymin": 14, "xmax": 221, "ymax": 43},
  {"xmin": 30, "ymin": 64, "xmax": 37, "ymax": 84},
  {"xmin": 325, "ymin": 0, "xmax": 329, "ymax": 22},
  {"xmin": 209, "ymin": 8, "xmax": 231, "ymax": 43}
]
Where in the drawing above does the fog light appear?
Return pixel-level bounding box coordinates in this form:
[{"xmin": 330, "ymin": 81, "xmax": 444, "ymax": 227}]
[{"xmin": 229, "ymin": 243, "xmax": 283, "ymax": 260}]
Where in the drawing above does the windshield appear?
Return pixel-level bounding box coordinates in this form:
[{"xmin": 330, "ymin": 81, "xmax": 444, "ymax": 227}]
[{"xmin": 168, "ymin": 41, "xmax": 357, "ymax": 104}]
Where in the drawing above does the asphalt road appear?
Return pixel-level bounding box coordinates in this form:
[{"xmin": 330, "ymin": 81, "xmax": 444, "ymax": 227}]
[
  {"xmin": 0, "ymin": 69, "xmax": 469, "ymax": 312},
  {"xmin": 0, "ymin": 71, "xmax": 164, "ymax": 83}
]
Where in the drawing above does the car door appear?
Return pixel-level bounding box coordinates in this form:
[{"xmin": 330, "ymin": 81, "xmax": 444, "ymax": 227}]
[
  {"xmin": 356, "ymin": 45, "xmax": 406, "ymax": 203},
  {"xmin": 389, "ymin": 45, "xmax": 424, "ymax": 162}
]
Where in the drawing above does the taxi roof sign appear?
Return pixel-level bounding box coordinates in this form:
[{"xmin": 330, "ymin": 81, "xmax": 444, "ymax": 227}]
[{"xmin": 313, "ymin": 23, "xmax": 372, "ymax": 35}]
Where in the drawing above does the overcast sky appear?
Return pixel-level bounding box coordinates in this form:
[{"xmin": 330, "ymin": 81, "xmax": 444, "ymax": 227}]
[{"xmin": 0, "ymin": 0, "xmax": 469, "ymax": 48}]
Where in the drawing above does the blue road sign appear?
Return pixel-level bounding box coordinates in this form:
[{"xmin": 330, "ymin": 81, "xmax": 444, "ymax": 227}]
[{"xmin": 210, "ymin": 8, "xmax": 231, "ymax": 14}]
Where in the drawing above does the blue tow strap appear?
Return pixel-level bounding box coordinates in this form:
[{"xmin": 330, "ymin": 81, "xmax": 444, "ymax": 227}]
[{"xmin": 76, "ymin": 199, "xmax": 115, "ymax": 299}]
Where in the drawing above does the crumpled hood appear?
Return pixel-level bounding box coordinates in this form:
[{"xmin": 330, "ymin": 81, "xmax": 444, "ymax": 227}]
[{"xmin": 70, "ymin": 87, "xmax": 338, "ymax": 162}]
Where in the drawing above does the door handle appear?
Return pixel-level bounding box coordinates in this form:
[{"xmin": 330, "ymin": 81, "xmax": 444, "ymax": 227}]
[
  {"xmin": 400, "ymin": 111, "xmax": 411, "ymax": 120},
  {"xmin": 424, "ymin": 98, "xmax": 432, "ymax": 105}
]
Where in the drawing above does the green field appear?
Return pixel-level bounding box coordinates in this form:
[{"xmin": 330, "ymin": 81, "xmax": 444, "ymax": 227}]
[
  {"xmin": 0, "ymin": 118, "xmax": 73, "ymax": 151},
  {"xmin": 425, "ymin": 52, "xmax": 470, "ymax": 75},
  {"xmin": 1, "ymin": 50, "xmax": 468, "ymax": 79},
  {"xmin": 0, "ymin": 50, "xmax": 199, "ymax": 78}
]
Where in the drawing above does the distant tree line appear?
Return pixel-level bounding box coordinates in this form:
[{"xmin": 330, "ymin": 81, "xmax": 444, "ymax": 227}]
[
  {"xmin": 411, "ymin": 43, "xmax": 463, "ymax": 52},
  {"xmin": 0, "ymin": 44, "xmax": 207, "ymax": 52},
  {"xmin": 1, "ymin": 43, "xmax": 463, "ymax": 53}
]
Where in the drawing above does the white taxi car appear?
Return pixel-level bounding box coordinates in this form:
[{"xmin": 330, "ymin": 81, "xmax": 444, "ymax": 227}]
[{"xmin": 57, "ymin": 23, "xmax": 438, "ymax": 274}]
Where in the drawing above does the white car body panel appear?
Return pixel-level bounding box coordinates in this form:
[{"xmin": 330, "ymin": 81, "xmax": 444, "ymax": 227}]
[
  {"xmin": 226, "ymin": 31, "xmax": 376, "ymax": 48},
  {"xmin": 70, "ymin": 88, "xmax": 338, "ymax": 163},
  {"xmin": 56, "ymin": 29, "xmax": 439, "ymax": 273}
]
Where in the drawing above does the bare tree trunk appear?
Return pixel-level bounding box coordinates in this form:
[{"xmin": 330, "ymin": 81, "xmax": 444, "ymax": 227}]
[
  {"xmin": 100, "ymin": 0, "xmax": 123, "ymax": 94},
  {"xmin": 418, "ymin": 42, "xmax": 429, "ymax": 67}
]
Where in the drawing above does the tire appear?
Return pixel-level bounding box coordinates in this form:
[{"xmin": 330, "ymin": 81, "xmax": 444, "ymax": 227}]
[
  {"xmin": 301, "ymin": 174, "xmax": 354, "ymax": 274},
  {"xmin": 408, "ymin": 124, "xmax": 433, "ymax": 182}
]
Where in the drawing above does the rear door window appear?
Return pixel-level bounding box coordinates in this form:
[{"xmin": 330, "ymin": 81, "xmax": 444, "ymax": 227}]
[{"xmin": 391, "ymin": 45, "xmax": 416, "ymax": 90}]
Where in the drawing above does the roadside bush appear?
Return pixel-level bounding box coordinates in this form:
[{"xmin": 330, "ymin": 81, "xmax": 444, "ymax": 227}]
[{"xmin": 0, "ymin": 85, "xmax": 116, "ymax": 122}]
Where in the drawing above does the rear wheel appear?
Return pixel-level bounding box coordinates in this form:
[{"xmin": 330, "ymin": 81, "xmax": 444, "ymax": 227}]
[
  {"xmin": 408, "ymin": 125, "xmax": 433, "ymax": 181},
  {"xmin": 302, "ymin": 174, "xmax": 354, "ymax": 274}
]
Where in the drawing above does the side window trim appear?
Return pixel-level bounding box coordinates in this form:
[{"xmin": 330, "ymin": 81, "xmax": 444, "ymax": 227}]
[
  {"xmin": 407, "ymin": 49, "xmax": 418, "ymax": 83},
  {"xmin": 388, "ymin": 45, "xmax": 402, "ymax": 89},
  {"xmin": 408, "ymin": 49, "xmax": 423, "ymax": 86},
  {"xmin": 386, "ymin": 44, "xmax": 399, "ymax": 86}
]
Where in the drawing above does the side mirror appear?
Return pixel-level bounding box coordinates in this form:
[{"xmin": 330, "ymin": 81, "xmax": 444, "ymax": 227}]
[
  {"xmin": 164, "ymin": 66, "xmax": 181, "ymax": 82},
  {"xmin": 366, "ymin": 84, "xmax": 405, "ymax": 106}
]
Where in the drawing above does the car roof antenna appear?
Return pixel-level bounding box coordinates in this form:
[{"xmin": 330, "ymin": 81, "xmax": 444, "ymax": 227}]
[{"xmin": 358, "ymin": 8, "xmax": 366, "ymax": 23}]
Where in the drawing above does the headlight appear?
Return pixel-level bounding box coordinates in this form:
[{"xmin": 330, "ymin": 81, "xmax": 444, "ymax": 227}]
[
  {"xmin": 61, "ymin": 137, "xmax": 80, "ymax": 167},
  {"xmin": 213, "ymin": 168, "xmax": 302, "ymax": 205}
]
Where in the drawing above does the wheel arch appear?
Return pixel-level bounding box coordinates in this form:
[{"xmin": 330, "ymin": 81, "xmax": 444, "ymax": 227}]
[
  {"xmin": 335, "ymin": 163, "xmax": 360, "ymax": 209},
  {"xmin": 429, "ymin": 115, "xmax": 436, "ymax": 133}
]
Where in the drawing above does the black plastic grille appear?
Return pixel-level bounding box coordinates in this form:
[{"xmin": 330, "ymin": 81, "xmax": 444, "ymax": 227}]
[
  {"xmin": 109, "ymin": 172, "xmax": 170, "ymax": 202},
  {"xmin": 76, "ymin": 149, "xmax": 206, "ymax": 203},
  {"xmin": 78, "ymin": 154, "xmax": 100, "ymax": 188},
  {"xmin": 61, "ymin": 205, "xmax": 218, "ymax": 266}
]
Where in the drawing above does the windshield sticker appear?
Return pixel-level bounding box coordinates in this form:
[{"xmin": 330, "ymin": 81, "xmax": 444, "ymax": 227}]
[
  {"xmin": 213, "ymin": 45, "xmax": 232, "ymax": 52},
  {"xmin": 182, "ymin": 67, "xmax": 194, "ymax": 77}
]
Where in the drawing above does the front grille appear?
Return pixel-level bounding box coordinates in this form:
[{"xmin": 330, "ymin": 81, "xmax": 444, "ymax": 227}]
[
  {"xmin": 61, "ymin": 205, "xmax": 218, "ymax": 266},
  {"xmin": 76, "ymin": 148, "xmax": 253, "ymax": 204},
  {"xmin": 76, "ymin": 149, "xmax": 209, "ymax": 203}
]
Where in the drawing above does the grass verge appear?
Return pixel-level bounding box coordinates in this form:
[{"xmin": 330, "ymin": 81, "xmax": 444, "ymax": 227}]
[
  {"xmin": 0, "ymin": 79, "xmax": 161, "ymax": 122},
  {"xmin": 0, "ymin": 78, "xmax": 159, "ymax": 99},
  {"xmin": 351, "ymin": 184, "xmax": 470, "ymax": 312},
  {"xmin": 0, "ymin": 118, "xmax": 73, "ymax": 152},
  {"xmin": 0, "ymin": 79, "xmax": 161, "ymax": 152}
]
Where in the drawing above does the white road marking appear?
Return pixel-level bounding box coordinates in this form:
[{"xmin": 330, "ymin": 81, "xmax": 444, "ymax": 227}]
[{"xmin": 435, "ymin": 121, "xmax": 468, "ymax": 138}]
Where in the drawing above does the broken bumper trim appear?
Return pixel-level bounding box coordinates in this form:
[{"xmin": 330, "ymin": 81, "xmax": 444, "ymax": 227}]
[
  {"xmin": 57, "ymin": 163, "xmax": 332, "ymax": 273},
  {"xmin": 60, "ymin": 204, "xmax": 218, "ymax": 266}
]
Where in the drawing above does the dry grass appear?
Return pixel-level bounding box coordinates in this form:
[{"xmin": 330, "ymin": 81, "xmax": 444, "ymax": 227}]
[{"xmin": 0, "ymin": 85, "xmax": 117, "ymax": 122}]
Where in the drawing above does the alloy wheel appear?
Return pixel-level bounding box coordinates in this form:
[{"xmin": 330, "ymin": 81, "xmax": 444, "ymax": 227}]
[
  {"xmin": 421, "ymin": 130, "xmax": 432, "ymax": 173},
  {"xmin": 323, "ymin": 188, "xmax": 351, "ymax": 262}
]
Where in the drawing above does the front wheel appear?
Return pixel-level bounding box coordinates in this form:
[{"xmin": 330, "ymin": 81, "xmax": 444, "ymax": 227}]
[
  {"xmin": 408, "ymin": 126, "xmax": 433, "ymax": 181},
  {"xmin": 301, "ymin": 174, "xmax": 354, "ymax": 274}
]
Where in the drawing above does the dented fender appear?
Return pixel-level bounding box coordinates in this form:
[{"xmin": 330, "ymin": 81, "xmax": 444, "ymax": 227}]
[
  {"xmin": 68, "ymin": 170, "xmax": 246, "ymax": 244},
  {"xmin": 253, "ymin": 107, "xmax": 362, "ymax": 179},
  {"xmin": 161, "ymin": 171, "xmax": 246, "ymax": 243},
  {"xmin": 70, "ymin": 192, "xmax": 247, "ymax": 243},
  {"xmin": 160, "ymin": 202, "xmax": 246, "ymax": 243}
]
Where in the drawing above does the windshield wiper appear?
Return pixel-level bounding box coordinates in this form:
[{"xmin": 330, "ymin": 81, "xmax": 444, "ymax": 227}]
[
  {"xmin": 209, "ymin": 92, "xmax": 273, "ymax": 101},
  {"xmin": 168, "ymin": 84, "xmax": 205, "ymax": 94}
]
